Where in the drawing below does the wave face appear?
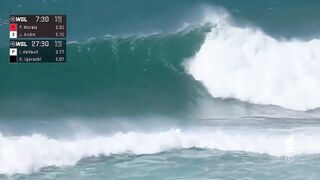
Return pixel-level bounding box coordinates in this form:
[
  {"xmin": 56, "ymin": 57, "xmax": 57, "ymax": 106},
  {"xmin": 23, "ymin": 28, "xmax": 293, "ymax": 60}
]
[
  {"xmin": 1, "ymin": 128, "xmax": 320, "ymax": 175},
  {"xmin": 0, "ymin": 27, "xmax": 210, "ymax": 118},
  {"xmin": 187, "ymin": 13, "xmax": 320, "ymax": 111}
]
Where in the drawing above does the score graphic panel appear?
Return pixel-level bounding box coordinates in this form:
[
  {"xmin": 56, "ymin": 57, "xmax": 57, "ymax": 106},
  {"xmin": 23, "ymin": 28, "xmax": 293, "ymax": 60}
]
[
  {"xmin": 10, "ymin": 40, "xmax": 66, "ymax": 63},
  {"xmin": 9, "ymin": 15, "xmax": 66, "ymax": 63}
]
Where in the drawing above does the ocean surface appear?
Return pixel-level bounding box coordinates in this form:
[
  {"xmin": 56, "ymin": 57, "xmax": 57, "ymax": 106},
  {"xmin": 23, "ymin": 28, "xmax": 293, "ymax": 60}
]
[{"xmin": 1, "ymin": 0, "xmax": 320, "ymax": 179}]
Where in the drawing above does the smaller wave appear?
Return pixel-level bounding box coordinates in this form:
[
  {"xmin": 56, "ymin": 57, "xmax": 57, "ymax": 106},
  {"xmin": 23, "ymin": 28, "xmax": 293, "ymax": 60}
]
[{"xmin": 1, "ymin": 128, "xmax": 320, "ymax": 175}]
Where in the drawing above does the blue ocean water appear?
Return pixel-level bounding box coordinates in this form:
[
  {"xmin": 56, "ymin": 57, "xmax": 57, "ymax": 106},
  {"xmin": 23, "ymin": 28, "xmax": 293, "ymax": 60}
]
[{"xmin": 0, "ymin": 0, "xmax": 320, "ymax": 179}]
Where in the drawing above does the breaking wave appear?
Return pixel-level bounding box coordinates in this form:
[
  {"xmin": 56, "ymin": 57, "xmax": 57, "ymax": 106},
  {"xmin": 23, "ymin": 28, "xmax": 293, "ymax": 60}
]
[{"xmin": 187, "ymin": 12, "xmax": 320, "ymax": 111}]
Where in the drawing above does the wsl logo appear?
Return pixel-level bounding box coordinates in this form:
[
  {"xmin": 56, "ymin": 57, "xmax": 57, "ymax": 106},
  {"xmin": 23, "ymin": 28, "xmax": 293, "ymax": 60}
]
[
  {"xmin": 10, "ymin": 41, "xmax": 28, "ymax": 47},
  {"xmin": 10, "ymin": 16, "xmax": 28, "ymax": 23}
]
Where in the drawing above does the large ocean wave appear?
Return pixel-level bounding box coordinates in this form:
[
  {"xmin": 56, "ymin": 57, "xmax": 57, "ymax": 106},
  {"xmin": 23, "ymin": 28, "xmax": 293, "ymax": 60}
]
[{"xmin": 1, "ymin": 11, "xmax": 319, "ymax": 120}]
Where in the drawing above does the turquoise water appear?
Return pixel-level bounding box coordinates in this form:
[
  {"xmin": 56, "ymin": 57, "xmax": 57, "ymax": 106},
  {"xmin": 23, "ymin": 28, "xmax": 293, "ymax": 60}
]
[
  {"xmin": 1, "ymin": 0, "xmax": 320, "ymax": 179},
  {"xmin": 6, "ymin": 149, "xmax": 320, "ymax": 180}
]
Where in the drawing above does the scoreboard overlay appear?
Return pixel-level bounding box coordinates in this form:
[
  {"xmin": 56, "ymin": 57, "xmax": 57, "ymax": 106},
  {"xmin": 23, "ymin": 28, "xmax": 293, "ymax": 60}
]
[{"xmin": 9, "ymin": 15, "xmax": 66, "ymax": 63}]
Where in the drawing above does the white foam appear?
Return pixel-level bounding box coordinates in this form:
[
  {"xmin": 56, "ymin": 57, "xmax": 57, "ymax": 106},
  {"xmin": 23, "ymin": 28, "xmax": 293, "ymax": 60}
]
[
  {"xmin": 67, "ymin": 41, "xmax": 79, "ymax": 44},
  {"xmin": 1, "ymin": 129, "xmax": 320, "ymax": 175},
  {"xmin": 187, "ymin": 13, "xmax": 320, "ymax": 111}
]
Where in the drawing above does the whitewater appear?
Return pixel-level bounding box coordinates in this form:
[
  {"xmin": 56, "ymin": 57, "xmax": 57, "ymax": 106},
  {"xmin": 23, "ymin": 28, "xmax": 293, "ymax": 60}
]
[
  {"xmin": 187, "ymin": 12, "xmax": 320, "ymax": 111},
  {"xmin": 1, "ymin": 127, "xmax": 320, "ymax": 175}
]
